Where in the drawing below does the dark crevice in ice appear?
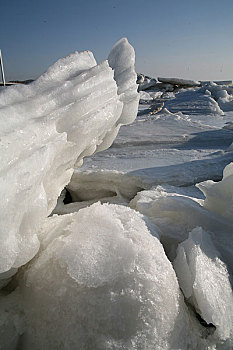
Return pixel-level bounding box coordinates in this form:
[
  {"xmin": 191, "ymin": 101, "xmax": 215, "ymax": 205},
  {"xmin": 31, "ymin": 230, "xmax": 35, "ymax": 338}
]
[
  {"xmin": 63, "ymin": 188, "xmax": 73, "ymax": 205},
  {"xmin": 195, "ymin": 312, "xmax": 216, "ymax": 330},
  {"xmin": 183, "ymin": 298, "xmax": 216, "ymax": 336},
  {"xmin": 16, "ymin": 334, "xmax": 24, "ymax": 350},
  {"xmin": 1, "ymin": 275, "xmax": 19, "ymax": 295}
]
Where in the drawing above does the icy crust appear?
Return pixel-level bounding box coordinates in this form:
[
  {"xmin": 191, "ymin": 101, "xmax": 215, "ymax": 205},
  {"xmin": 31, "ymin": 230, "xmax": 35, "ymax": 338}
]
[
  {"xmin": 20, "ymin": 203, "xmax": 201, "ymax": 350},
  {"xmin": 0, "ymin": 39, "xmax": 139, "ymax": 274},
  {"xmin": 197, "ymin": 162, "xmax": 233, "ymax": 222},
  {"xmin": 174, "ymin": 227, "xmax": 233, "ymax": 342}
]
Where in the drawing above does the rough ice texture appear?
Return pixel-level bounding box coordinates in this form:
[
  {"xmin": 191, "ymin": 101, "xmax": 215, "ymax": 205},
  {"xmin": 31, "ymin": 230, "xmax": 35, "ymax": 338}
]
[
  {"xmin": 0, "ymin": 39, "xmax": 139, "ymax": 274},
  {"xmin": 1, "ymin": 39, "xmax": 233, "ymax": 349},
  {"xmin": 174, "ymin": 227, "xmax": 233, "ymax": 342},
  {"xmin": 197, "ymin": 162, "xmax": 233, "ymax": 223},
  {"xmin": 130, "ymin": 184, "xmax": 233, "ymax": 274},
  {"xmin": 130, "ymin": 177, "xmax": 233, "ymax": 347},
  {"xmin": 20, "ymin": 203, "xmax": 201, "ymax": 350}
]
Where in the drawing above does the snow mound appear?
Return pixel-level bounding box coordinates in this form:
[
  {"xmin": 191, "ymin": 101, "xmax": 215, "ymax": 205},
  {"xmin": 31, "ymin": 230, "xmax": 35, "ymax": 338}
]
[
  {"xmin": 174, "ymin": 227, "xmax": 233, "ymax": 342},
  {"xmin": 20, "ymin": 203, "xmax": 198, "ymax": 350},
  {"xmin": 0, "ymin": 38, "xmax": 139, "ymax": 274}
]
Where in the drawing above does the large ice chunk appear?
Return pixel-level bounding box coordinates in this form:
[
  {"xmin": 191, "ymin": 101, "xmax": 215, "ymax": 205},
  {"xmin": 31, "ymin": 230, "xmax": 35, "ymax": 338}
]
[
  {"xmin": 130, "ymin": 184, "xmax": 233, "ymax": 273},
  {"xmin": 174, "ymin": 227, "xmax": 233, "ymax": 343},
  {"xmin": 197, "ymin": 162, "xmax": 233, "ymax": 223},
  {"xmin": 20, "ymin": 203, "xmax": 199, "ymax": 350},
  {"xmin": 0, "ymin": 39, "xmax": 139, "ymax": 274}
]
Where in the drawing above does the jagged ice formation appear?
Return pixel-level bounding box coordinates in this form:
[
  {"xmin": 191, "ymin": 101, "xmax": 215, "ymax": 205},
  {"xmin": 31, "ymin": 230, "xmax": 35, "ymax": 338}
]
[
  {"xmin": 0, "ymin": 38, "xmax": 138, "ymax": 276},
  {"xmin": 0, "ymin": 38, "xmax": 233, "ymax": 350}
]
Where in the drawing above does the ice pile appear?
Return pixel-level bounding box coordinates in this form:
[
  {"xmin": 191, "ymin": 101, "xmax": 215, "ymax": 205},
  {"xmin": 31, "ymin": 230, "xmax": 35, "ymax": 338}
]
[
  {"xmin": 4, "ymin": 168, "xmax": 233, "ymax": 349},
  {"xmin": 1, "ymin": 37, "xmax": 233, "ymax": 350},
  {"xmin": 130, "ymin": 163, "xmax": 233, "ymax": 348},
  {"xmin": 137, "ymin": 74, "xmax": 233, "ymax": 121},
  {"xmin": 203, "ymin": 82, "xmax": 233, "ymax": 112},
  {"xmin": 0, "ymin": 38, "xmax": 139, "ymax": 276}
]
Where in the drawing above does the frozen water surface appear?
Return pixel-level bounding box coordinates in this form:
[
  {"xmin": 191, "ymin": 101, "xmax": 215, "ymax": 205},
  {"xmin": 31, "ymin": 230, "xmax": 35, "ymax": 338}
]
[{"xmin": 0, "ymin": 38, "xmax": 233, "ymax": 349}]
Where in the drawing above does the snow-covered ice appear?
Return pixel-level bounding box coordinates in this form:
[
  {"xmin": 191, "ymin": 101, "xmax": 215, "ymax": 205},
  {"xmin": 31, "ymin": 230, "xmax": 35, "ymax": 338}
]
[
  {"xmin": 1, "ymin": 38, "xmax": 233, "ymax": 350},
  {"xmin": 19, "ymin": 203, "xmax": 205, "ymax": 350}
]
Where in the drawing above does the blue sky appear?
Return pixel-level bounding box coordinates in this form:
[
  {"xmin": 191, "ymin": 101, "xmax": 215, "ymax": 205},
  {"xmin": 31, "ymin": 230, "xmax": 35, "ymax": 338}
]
[{"xmin": 1, "ymin": 0, "xmax": 233, "ymax": 81}]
